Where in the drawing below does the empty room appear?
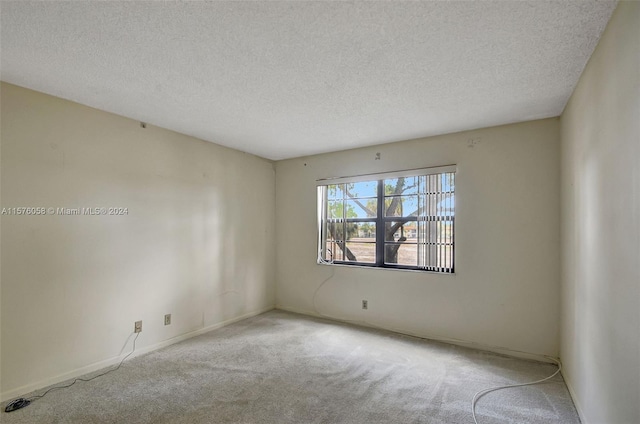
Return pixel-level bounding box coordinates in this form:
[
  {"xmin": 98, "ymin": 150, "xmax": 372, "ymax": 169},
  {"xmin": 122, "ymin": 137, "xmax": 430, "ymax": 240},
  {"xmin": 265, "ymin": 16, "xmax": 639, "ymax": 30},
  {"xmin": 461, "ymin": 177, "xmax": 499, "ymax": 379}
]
[{"xmin": 1, "ymin": 1, "xmax": 638, "ymax": 423}]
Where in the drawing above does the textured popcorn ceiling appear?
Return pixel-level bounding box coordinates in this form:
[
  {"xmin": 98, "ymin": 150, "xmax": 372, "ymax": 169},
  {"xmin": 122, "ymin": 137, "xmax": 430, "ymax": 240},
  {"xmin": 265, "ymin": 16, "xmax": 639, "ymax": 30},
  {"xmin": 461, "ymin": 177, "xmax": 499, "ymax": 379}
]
[{"xmin": 0, "ymin": 1, "xmax": 617, "ymax": 160}]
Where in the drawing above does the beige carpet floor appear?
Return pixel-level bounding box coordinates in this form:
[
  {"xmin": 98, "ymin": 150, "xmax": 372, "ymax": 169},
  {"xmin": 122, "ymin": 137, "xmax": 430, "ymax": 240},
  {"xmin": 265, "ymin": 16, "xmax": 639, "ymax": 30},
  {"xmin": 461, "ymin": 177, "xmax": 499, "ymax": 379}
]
[{"xmin": 2, "ymin": 310, "xmax": 579, "ymax": 423}]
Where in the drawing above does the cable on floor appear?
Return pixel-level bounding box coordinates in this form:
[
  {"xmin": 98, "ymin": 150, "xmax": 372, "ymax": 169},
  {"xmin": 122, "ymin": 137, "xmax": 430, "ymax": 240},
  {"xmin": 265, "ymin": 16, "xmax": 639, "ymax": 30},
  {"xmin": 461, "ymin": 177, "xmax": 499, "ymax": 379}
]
[
  {"xmin": 3, "ymin": 331, "xmax": 140, "ymax": 413},
  {"xmin": 471, "ymin": 356, "xmax": 562, "ymax": 424},
  {"xmin": 27, "ymin": 332, "xmax": 140, "ymax": 402}
]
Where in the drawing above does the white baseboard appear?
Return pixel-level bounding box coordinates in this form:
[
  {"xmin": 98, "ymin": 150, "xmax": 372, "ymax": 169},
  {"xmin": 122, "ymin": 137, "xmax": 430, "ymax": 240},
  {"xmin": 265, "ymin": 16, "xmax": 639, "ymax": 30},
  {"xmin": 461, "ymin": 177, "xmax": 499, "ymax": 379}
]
[
  {"xmin": 561, "ymin": 368, "xmax": 587, "ymax": 423},
  {"xmin": 1, "ymin": 306, "xmax": 274, "ymax": 402},
  {"xmin": 275, "ymin": 304, "xmax": 558, "ymax": 364}
]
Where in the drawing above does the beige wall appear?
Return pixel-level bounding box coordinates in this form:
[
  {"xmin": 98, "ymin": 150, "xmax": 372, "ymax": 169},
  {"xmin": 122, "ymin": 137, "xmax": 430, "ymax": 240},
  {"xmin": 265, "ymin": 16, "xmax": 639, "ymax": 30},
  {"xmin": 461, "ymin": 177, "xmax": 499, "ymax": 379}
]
[
  {"xmin": 275, "ymin": 118, "xmax": 561, "ymax": 359},
  {"xmin": 0, "ymin": 83, "xmax": 276, "ymax": 400},
  {"xmin": 560, "ymin": 2, "xmax": 640, "ymax": 423}
]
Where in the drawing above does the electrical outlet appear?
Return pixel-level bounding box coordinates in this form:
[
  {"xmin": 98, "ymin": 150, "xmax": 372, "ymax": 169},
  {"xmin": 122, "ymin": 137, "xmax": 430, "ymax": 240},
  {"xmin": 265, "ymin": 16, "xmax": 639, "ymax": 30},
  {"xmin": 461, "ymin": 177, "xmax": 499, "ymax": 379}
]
[
  {"xmin": 362, "ymin": 300, "xmax": 368, "ymax": 310},
  {"xmin": 134, "ymin": 320, "xmax": 142, "ymax": 333},
  {"xmin": 164, "ymin": 314, "xmax": 171, "ymax": 326}
]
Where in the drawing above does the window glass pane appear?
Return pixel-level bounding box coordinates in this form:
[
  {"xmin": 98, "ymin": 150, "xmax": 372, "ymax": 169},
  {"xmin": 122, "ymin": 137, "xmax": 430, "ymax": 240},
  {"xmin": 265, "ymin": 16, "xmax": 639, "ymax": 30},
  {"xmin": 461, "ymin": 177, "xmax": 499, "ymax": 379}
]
[
  {"xmin": 384, "ymin": 242, "xmax": 418, "ymax": 266},
  {"xmin": 442, "ymin": 244, "xmax": 454, "ymax": 269},
  {"xmin": 324, "ymin": 241, "xmax": 344, "ymax": 261},
  {"xmin": 416, "ymin": 242, "xmax": 454, "ymax": 270},
  {"xmin": 345, "ymin": 200, "xmax": 377, "ymax": 218},
  {"xmin": 418, "ymin": 175, "xmax": 427, "ymax": 194},
  {"xmin": 425, "ymin": 221, "xmax": 438, "ymax": 243},
  {"xmin": 324, "ymin": 220, "xmax": 346, "ymax": 262},
  {"xmin": 326, "ymin": 222, "xmax": 376, "ymax": 262},
  {"xmin": 327, "ymin": 184, "xmax": 344, "ymax": 200},
  {"xmin": 329, "ymin": 200, "xmax": 372, "ymax": 219},
  {"xmin": 384, "ymin": 195, "xmax": 419, "ymax": 217},
  {"xmin": 439, "ymin": 220, "xmax": 454, "ymax": 244},
  {"xmin": 345, "ymin": 180, "xmax": 377, "ymax": 198},
  {"xmin": 442, "ymin": 173, "xmax": 455, "ymax": 193},
  {"xmin": 403, "ymin": 222, "xmax": 418, "ymax": 241},
  {"xmin": 345, "ymin": 242, "xmax": 376, "ymax": 263},
  {"xmin": 326, "ymin": 221, "xmax": 344, "ymax": 242},
  {"xmin": 384, "ymin": 221, "xmax": 416, "ymax": 242},
  {"xmin": 327, "ymin": 201, "xmax": 344, "ymax": 219},
  {"xmin": 423, "ymin": 173, "xmax": 455, "ymax": 216},
  {"xmin": 438, "ymin": 194, "xmax": 455, "ymax": 217},
  {"xmin": 384, "ymin": 177, "xmax": 419, "ymax": 195},
  {"xmin": 426, "ymin": 193, "xmax": 438, "ymax": 216},
  {"xmin": 345, "ymin": 222, "xmax": 376, "ymax": 241}
]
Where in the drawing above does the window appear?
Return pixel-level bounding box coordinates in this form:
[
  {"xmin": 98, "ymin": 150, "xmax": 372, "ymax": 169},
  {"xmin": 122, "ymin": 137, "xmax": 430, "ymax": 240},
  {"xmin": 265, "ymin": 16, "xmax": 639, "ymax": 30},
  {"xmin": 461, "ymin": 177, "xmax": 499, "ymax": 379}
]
[{"xmin": 317, "ymin": 166, "xmax": 455, "ymax": 273}]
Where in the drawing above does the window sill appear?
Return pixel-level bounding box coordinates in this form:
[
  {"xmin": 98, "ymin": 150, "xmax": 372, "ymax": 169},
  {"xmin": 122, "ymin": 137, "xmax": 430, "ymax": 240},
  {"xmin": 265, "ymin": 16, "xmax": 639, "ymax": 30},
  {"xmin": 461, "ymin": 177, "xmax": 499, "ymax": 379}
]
[{"xmin": 316, "ymin": 261, "xmax": 456, "ymax": 275}]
